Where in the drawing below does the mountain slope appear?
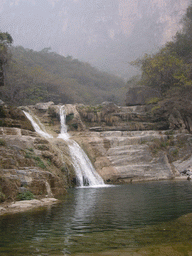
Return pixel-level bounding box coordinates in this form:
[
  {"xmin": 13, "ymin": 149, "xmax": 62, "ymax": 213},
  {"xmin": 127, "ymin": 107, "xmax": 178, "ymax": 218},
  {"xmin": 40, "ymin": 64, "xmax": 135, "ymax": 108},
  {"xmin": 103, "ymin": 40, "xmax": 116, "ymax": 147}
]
[{"xmin": 1, "ymin": 46, "xmax": 126, "ymax": 106}]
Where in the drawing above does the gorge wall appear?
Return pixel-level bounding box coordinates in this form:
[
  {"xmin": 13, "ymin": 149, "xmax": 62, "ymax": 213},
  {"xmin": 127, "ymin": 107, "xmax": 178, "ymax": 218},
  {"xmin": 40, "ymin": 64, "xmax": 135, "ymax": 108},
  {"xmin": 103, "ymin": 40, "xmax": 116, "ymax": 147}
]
[{"xmin": 0, "ymin": 101, "xmax": 192, "ymax": 202}]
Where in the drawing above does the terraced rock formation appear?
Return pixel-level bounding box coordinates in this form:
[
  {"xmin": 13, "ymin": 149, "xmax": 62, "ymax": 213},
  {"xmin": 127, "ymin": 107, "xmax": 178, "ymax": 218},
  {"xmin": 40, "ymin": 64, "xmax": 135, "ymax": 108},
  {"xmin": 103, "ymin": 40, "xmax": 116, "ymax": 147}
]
[
  {"xmin": 72, "ymin": 130, "xmax": 186, "ymax": 183},
  {"xmin": 0, "ymin": 101, "xmax": 192, "ymax": 204}
]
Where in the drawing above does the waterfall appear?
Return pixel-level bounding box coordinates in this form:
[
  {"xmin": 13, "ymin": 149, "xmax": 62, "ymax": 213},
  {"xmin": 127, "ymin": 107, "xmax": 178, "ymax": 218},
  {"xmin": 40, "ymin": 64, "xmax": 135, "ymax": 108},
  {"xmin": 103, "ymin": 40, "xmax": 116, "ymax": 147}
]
[
  {"xmin": 23, "ymin": 107, "xmax": 105, "ymax": 187},
  {"xmin": 58, "ymin": 106, "xmax": 105, "ymax": 187},
  {"xmin": 23, "ymin": 111, "xmax": 53, "ymax": 139},
  {"xmin": 57, "ymin": 106, "xmax": 70, "ymax": 141}
]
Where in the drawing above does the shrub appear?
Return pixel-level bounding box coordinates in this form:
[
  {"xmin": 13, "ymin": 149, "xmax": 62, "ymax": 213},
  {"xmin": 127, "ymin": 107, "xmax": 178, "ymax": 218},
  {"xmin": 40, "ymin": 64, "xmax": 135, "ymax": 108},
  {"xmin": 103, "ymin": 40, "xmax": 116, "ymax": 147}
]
[
  {"xmin": 37, "ymin": 145, "xmax": 49, "ymax": 150},
  {"xmin": 0, "ymin": 139, "xmax": 6, "ymax": 146},
  {"xmin": 47, "ymin": 159, "xmax": 52, "ymax": 166},
  {"xmin": 17, "ymin": 191, "xmax": 34, "ymax": 201},
  {"xmin": 147, "ymin": 97, "xmax": 161, "ymax": 104},
  {"xmin": 28, "ymin": 148, "xmax": 34, "ymax": 152},
  {"xmin": 171, "ymin": 148, "xmax": 179, "ymax": 156},
  {"xmin": 151, "ymin": 105, "xmax": 161, "ymax": 113},
  {"xmin": 66, "ymin": 113, "xmax": 74, "ymax": 122},
  {"xmin": 37, "ymin": 160, "xmax": 46, "ymax": 169},
  {"xmin": 25, "ymin": 152, "xmax": 32, "ymax": 158}
]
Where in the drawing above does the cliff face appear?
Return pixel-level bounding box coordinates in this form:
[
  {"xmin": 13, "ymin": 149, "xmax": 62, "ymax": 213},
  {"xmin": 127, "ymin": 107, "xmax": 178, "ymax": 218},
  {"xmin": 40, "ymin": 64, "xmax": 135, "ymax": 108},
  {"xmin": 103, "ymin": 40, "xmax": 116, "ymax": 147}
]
[
  {"xmin": 0, "ymin": 101, "xmax": 191, "ymax": 202},
  {"xmin": 72, "ymin": 130, "xmax": 192, "ymax": 183},
  {"xmin": 0, "ymin": 103, "xmax": 75, "ymax": 202},
  {"xmin": 0, "ymin": 127, "xmax": 70, "ymax": 201}
]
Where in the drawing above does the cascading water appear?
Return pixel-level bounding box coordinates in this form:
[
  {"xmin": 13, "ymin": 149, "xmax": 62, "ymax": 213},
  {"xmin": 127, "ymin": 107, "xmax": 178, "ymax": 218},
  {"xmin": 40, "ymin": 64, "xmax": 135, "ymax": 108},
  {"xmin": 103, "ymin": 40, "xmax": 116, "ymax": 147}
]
[
  {"xmin": 23, "ymin": 107, "xmax": 105, "ymax": 187},
  {"xmin": 23, "ymin": 111, "xmax": 53, "ymax": 139},
  {"xmin": 58, "ymin": 106, "xmax": 105, "ymax": 187}
]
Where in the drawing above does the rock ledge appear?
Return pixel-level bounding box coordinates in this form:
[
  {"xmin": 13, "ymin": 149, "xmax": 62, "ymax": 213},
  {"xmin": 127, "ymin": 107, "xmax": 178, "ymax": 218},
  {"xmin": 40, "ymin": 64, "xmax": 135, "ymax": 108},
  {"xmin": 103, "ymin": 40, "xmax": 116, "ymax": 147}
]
[{"xmin": 0, "ymin": 198, "xmax": 59, "ymax": 216}]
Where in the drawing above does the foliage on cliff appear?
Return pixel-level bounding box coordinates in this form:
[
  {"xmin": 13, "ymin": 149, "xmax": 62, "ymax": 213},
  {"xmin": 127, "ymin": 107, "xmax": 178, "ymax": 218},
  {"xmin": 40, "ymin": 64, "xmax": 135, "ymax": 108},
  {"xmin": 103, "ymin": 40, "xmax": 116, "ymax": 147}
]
[
  {"xmin": 131, "ymin": 4, "xmax": 192, "ymax": 131},
  {"xmin": 0, "ymin": 31, "xmax": 13, "ymax": 86},
  {"xmin": 0, "ymin": 46, "xmax": 126, "ymax": 106}
]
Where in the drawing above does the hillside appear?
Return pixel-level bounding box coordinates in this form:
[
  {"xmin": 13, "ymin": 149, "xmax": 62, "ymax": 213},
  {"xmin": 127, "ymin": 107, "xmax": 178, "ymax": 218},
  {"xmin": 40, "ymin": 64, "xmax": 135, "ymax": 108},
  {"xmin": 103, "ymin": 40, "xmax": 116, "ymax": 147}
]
[{"xmin": 0, "ymin": 46, "xmax": 126, "ymax": 106}]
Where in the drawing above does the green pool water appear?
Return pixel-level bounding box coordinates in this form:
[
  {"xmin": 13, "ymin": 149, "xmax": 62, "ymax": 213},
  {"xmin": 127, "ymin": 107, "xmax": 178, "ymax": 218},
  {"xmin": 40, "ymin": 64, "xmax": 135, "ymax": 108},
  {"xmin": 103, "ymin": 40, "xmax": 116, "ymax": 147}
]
[{"xmin": 1, "ymin": 180, "xmax": 192, "ymax": 255}]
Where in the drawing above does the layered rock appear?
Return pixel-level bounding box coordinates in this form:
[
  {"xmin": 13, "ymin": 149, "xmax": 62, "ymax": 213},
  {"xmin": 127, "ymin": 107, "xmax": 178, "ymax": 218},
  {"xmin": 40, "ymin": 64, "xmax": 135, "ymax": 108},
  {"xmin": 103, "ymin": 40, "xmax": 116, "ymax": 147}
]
[
  {"xmin": 72, "ymin": 130, "xmax": 184, "ymax": 183},
  {"xmin": 77, "ymin": 103, "xmax": 167, "ymax": 131},
  {"xmin": 0, "ymin": 101, "xmax": 191, "ymax": 205},
  {"xmin": 0, "ymin": 104, "xmax": 34, "ymax": 130},
  {"xmin": 0, "ymin": 126, "xmax": 74, "ymax": 202}
]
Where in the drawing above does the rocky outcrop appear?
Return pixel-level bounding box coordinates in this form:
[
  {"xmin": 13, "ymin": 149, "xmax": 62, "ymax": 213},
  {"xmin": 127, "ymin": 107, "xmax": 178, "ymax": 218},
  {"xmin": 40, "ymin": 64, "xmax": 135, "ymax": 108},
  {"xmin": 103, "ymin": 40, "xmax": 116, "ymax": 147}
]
[
  {"xmin": 77, "ymin": 103, "xmax": 167, "ymax": 131},
  {"xmin": 0, "ymin": 198, "xmax": 59, "ymax": 216},
  {"xmin": 0, "ymin": 126, "xmax": 74, "ymax": 202},
  {"xmin": 72, "ymin": 130, "xmax": 187, "ymax": 183},
  {"xmin": 0, "ymin": 104, "xmax": 34, "ymax": 130},
  {"xmin": 1, "ymin": 101, "xmax": 191, "ymax": 205}
]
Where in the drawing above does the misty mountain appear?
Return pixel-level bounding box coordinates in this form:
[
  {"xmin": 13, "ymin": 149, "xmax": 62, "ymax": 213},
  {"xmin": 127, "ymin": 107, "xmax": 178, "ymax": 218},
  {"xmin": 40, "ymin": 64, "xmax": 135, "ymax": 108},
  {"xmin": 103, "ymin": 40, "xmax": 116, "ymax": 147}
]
[
  {"xmin": 0, "ymin": 0, "xmax": 191, "ymax": 79},
  {"xmin": 0, "ymin": 46, "xmax": 126, "ymax": 106}
]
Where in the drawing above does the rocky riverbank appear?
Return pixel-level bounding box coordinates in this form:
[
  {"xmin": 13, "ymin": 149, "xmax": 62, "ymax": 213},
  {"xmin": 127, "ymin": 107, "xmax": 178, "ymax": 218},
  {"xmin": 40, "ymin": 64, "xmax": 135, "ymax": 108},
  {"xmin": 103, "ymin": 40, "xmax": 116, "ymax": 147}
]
[{"xmin": 0, "ymin": 101, "xmax": 192, "ymax": 204}]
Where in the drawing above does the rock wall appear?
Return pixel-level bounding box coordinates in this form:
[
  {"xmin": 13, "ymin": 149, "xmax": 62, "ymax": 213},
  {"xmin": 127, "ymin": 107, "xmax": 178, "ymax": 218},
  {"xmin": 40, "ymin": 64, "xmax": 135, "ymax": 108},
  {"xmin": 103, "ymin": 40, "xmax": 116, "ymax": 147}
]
[
  {"xmin": 0, "ymin": 126, "xmax": 74, "ymax": 202},
  {"xmin": 77, "ymin": 102, "xmax": 168, "ymax": 131},
  {"xmin": 72, "ymin": 130, "xmax": 192, "ymax": 183},
  {"xmin": 1, "ymin": 101, "xmax": 192, "ymax": 203}
]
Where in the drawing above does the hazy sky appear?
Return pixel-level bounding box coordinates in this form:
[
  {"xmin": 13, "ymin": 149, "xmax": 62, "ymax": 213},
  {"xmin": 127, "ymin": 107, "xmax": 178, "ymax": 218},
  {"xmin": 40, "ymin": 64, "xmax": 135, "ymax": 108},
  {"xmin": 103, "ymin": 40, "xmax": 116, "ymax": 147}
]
[{"xmin": 0, "ymin": 0, "xmax": 191, "ymax": 78}]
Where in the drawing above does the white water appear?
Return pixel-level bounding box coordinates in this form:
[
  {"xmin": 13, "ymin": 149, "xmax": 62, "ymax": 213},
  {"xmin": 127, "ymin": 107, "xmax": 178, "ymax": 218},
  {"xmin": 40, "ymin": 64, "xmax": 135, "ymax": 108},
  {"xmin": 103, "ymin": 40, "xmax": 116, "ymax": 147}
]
[
  {"xmin": 58, "ymin": 106, "xmax": 105, "ymax": 187},
  {"xmin": 23, "ymin": 111, "xmax": 53, "ymax": 138},
  {"xmin": 23, "ymin": 108, "xmax": 105, "ymax": 187}
]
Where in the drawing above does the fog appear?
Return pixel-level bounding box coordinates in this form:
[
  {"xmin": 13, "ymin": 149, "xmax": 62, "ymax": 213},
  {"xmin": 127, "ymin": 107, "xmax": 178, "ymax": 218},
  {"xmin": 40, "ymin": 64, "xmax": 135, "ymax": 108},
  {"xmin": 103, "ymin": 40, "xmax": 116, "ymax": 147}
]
[{"xmin": 0, "ymin": 0, "xmax": 190, "ymax": 79}]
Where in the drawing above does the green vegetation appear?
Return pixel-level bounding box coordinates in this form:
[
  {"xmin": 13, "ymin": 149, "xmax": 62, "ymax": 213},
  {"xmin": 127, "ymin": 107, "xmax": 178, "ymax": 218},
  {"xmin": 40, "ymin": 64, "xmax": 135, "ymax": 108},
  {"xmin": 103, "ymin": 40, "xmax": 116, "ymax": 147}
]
[
  {"xmin": 17, "ymin": 190, "xmax": 34, "ymax": 201},
  {"xmin": 0, "ymin": 46, "xmax": 126, "ymax": 106},
  {"xmin": 35, "ymin": 157, "xmax": 46, "ymax": 169},
  {"xmin": 146, "ymin": 97, "xmax": 161, "ymax": 104},
  {"xmin": 131, "ymin": 4, "xmax": 192, "ymax": 132},
  {"xmin": 24, "ymin": 148, "xmax": 46, "ymax": 169},
  {"xmin": 0, "ymin": 138, "xmax": 6, "ymax": 146},
  {"xmin": 0, "ymin": 31, "xmax": 13, "ymax": 86},
  {"xmin": 66, "ymin": 113, "xmax": 74, "ymax": 122}
]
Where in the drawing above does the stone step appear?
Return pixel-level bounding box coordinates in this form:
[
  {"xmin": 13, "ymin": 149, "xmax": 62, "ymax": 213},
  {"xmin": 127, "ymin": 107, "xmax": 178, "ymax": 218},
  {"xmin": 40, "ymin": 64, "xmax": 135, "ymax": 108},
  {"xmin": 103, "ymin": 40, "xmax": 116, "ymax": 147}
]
[
  {"xmin": 100, "ymin": 130, "xmax": 166, "ymax": 138},
  {"xmin": 107, "ymin": 144, "xmax": 148, "ymax": 155},
  {"xmin": 108, "ymin": 152, "xmax": 152, "ymax": 166},
  {"xmin": 104, "ymin": 134, "xmax": 168, "ymax": 147},
  {"xmin": 115, "ymin": 163, "xmax": 173, "ymax": 178}
]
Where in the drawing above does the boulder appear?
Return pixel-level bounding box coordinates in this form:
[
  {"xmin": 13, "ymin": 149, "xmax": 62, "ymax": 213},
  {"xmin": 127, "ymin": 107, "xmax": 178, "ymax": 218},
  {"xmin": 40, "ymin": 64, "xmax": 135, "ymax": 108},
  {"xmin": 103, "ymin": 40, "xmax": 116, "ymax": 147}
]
[{"xmin": 35, "ymin": 101, "xmax": 54, "ymax": 111}]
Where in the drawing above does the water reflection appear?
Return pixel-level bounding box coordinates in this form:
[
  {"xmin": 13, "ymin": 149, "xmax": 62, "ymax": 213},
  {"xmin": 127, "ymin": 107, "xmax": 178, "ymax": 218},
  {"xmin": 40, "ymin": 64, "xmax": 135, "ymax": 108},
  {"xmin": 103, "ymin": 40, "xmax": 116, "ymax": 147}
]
[{"xmin": 1, "ymin": 181, "xmax": 192, "ymax": 255}]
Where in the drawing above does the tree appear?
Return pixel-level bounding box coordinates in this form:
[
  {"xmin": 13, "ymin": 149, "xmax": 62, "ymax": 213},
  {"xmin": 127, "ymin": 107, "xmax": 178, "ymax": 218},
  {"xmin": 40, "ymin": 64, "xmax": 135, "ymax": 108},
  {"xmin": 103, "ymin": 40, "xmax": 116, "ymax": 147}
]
[
  {"xmin": 139, "ymin": 50, "xmax": 190, "ymax": 96},
  {"xmin": 130, "ymin": 3, "xmax": 192, "ymax": 131},
  {"xmin": 0, "ymin": 31, "xmax": 13, "ymax": 86}
]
